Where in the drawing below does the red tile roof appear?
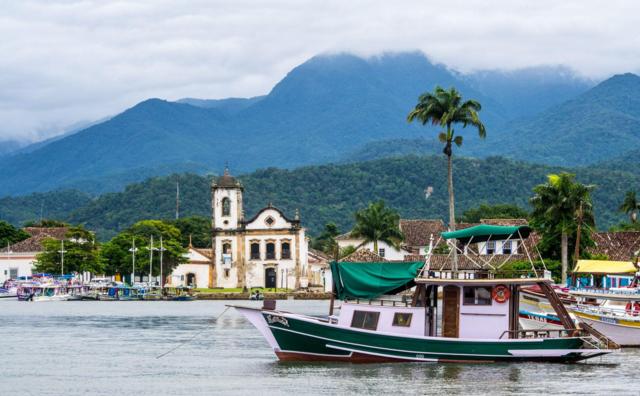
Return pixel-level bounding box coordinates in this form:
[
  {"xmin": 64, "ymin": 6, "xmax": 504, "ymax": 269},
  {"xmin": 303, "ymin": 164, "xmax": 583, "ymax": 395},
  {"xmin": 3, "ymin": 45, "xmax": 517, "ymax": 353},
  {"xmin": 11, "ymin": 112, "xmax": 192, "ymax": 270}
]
[
  {"xmin": 340, "ymin": 249, "xmax": 387, "ymax": 263},
  {"xmin": 399, "ymin": 219, "xmax": 446, "ymax": 247},
  {"xmin": 589, "ymin": 232, "xmax": 640, "ymax": 261},
  {"xmin": 8, "ymin": 228, "xmax": 68, "ymax": 253}
]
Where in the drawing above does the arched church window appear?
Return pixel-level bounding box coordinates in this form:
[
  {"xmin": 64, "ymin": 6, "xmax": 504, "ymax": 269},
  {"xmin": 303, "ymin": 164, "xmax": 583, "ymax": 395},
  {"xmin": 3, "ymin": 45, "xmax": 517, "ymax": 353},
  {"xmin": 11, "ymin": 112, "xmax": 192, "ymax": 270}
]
[
  {"xmin": 266, "ymin": 242, "xmax": 276, "ymax": 260},
  {"xmin": 250, "ymin": 242, "xmax": 261, "ymax": 260},
  {"xmin": 222, "ymin": 242, "xmax": 232, "ymax": 265},
  {"xmin": 281, "ymin": 242, "xmax": 291, "ymax": 259},
  {"xmin": 222, "ymin": 197, "xmax": 231, "ymax": 216}
]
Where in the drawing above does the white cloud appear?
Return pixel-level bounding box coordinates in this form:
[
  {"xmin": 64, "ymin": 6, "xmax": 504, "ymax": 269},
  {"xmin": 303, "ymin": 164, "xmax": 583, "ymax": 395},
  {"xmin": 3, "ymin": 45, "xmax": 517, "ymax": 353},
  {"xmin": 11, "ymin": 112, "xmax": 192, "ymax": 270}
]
[{"xmin": 0, "ymin": 0, "xmax": 638, "ymax": 141}]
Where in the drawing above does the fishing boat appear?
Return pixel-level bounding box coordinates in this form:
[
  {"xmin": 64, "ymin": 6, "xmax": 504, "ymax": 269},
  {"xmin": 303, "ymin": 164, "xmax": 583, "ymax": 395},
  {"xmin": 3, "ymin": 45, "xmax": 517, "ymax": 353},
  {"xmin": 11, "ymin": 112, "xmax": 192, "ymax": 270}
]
[
  {"xmin": 163, "ymin": 286, "xmax": 195, "ymax": 301},
  {"xmin": 568, "ymin": 289, "xmax": 640, "ymax": 346},
  {"xmin": 232, "ymin": 225, "xmax": 618, "ymax": 363},
  {"xmin": 0, "ymin": 279, "xmax": 19, "ymax": 299},
  {"xmin": 19, "ymin": 284, "xmax": 71, "ymax": 302}
]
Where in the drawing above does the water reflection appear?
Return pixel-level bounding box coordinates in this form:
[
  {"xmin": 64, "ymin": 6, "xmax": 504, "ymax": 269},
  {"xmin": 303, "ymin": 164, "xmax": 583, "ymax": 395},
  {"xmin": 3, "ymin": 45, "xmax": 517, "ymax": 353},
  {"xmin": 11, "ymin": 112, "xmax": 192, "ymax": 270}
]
[{"xmin": 0, "ymin": 300, "xmax": 638, "ymax": 396}]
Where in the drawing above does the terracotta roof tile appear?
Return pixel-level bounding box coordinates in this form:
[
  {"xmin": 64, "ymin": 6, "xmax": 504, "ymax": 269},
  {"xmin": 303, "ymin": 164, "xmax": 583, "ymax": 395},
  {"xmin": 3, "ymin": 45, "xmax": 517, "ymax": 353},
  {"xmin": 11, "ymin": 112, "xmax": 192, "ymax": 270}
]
[
  {"xmin": 8, "ymin": 229, "xmax": 67, "ymax": 253},
  {"xmin": 480, "ymin": 218, "xmax": 529, "ymax": 226},
  {"xmin": 399, "ymin": 219, "xmax": 446, "ymax": 247},
  {"xmin": 340, "ymin": 249, "xmax": 387, "ymax": 263},
  {"xmin": 589, "ymin": 232, "xmax": 640, "ymax": 261}
]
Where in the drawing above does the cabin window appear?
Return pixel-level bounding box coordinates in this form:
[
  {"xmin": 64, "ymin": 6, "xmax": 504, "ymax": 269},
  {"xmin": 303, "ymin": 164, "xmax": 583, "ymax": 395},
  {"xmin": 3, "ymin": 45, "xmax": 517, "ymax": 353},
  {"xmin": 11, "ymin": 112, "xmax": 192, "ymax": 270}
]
[
  {"xmin": 222, "ymin": 197, "xmax": 231, "ymax": 216},
  {"xmin": 281, "ymin": 242, "xmax": 291, "ymax": 259},
  {"xmin": 351, "ymin": 310, "xmax": 380, "ymax": 330},
  {"xmin": 486, "ymin": 241, "xmax": 496, "ymax": 255},
  {"xmin": 266, "ymin": 242, "xmax": 276, "ymax": 260},
  {"xmin": 224, "ymin": 269, "xmax": 230, "ymax": 277},
  {"xmin": 378, "ymin": 248, "xmax": 385, "ymax": 258},
  {"xmin": 250, "ymin": 243, "xmax": 261, "ymax": 260},
  {"xmin": 463, "ymin": 286, "xmax": 492, "ymax": 305},
  {"xmin": 392, "ymin": 313, "xmax": 412, "ymax": 327},
  {"xmin": 502, "ymin": 241, "xmax": 512, "ymax": 255}
]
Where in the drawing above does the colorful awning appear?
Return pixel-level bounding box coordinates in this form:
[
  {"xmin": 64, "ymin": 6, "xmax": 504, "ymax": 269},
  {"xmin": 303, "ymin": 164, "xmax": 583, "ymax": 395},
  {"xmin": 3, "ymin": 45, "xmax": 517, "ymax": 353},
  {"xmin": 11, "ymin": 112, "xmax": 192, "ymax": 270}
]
[
  {"xmin": 441, "ymin": 224, "xmax": 531, "ymax": 243},
  {"xmin": 573, "ymin": 260, "xmax": 637, "ymax": 275}
]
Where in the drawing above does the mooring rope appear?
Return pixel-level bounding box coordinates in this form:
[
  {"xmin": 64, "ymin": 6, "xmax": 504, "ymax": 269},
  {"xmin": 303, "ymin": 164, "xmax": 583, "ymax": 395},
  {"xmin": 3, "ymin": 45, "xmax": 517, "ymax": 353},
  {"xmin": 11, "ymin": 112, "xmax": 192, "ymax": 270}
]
[{"xmin": 156, "ymin": 306, "xmax": 231, "ymax": 359}]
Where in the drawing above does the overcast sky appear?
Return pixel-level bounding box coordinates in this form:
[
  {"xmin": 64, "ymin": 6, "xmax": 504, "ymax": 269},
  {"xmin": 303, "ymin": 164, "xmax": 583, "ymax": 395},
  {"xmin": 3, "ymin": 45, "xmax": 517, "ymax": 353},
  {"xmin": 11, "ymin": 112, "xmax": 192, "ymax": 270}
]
[{"xmin": 1, "ymin": 0, "xmax": 639, "ymax": 142}]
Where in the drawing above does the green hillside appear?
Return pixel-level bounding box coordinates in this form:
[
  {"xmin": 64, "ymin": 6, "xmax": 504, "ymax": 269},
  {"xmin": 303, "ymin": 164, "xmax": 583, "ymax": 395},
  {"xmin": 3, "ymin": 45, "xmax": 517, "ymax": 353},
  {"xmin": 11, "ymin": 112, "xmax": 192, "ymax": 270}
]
[
  {"xmin": 496, "ymin": 73, "xmax": 640, "ymax": 166},
  {"xmin": 1, "ymin": 155, "xmax": 637, "ymax": 239}
]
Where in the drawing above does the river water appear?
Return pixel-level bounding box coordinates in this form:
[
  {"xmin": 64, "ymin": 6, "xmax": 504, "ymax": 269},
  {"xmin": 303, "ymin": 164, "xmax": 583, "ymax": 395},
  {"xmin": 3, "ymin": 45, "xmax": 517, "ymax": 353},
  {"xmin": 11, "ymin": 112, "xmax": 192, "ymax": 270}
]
[{"xmin": 1, "ymin": 300, "xmax": 637, "ymax": 395}]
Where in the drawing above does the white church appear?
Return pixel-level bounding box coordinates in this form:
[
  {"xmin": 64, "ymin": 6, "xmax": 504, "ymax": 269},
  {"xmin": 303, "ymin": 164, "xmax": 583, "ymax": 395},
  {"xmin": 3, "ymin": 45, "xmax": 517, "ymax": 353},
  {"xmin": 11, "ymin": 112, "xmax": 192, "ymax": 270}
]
[{"xmin": 171, "ymin": 168, "xmax": 312, "ymax": 290}]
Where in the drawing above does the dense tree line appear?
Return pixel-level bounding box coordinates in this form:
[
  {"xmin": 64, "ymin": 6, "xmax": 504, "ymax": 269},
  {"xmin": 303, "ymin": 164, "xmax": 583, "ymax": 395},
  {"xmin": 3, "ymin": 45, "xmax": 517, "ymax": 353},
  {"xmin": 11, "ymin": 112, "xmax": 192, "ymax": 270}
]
[{"xmin": 0, "ymin": 155, "xmax": 637, "ymax": 240}]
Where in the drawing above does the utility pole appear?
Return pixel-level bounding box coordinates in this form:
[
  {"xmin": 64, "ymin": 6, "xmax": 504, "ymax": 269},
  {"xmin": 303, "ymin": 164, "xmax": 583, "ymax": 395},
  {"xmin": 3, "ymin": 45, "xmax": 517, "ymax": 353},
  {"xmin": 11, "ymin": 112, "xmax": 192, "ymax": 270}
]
[
  {"xmin": 129, "ymin": 238, "xmax": 138, "ymax": 285},
  {"xmin": 176, "ymin": 181, "xmax": 180, "ymax": 220},
  {"xmin": 149, "ymin": 235, "xmax": 154, "ymax": 285},
  {"xmin": 159, "ymin": 236, "xmax": 167, "ymax": 288},
  {"xmin": 58, "ymin": 240, "xmax": 67, "ymax": 275}
]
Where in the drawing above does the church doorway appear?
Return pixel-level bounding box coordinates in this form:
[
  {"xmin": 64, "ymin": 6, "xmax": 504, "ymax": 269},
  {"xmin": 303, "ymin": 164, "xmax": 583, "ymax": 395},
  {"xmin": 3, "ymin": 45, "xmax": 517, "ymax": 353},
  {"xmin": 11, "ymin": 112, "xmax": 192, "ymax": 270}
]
[
  {"xmin": 265, "ymin": 267, "xmax": 277, "ymax": 288},
  {"xmin": 186, "ymin": 273, "xmax": 196, "ymax": 287}
]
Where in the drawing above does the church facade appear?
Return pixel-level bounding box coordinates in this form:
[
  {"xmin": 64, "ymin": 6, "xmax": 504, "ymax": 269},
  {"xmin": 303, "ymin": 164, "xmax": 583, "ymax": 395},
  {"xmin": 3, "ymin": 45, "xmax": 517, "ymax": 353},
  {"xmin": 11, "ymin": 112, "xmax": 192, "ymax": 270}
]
[{"xmin": 209, "ymin": 169, "xmax": 308, "ymax": 290}]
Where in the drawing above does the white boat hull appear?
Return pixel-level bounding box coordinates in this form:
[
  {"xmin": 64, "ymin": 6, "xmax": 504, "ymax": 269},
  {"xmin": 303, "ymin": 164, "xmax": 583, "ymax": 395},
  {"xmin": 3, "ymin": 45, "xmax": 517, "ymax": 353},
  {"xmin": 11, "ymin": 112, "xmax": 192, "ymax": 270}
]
[
  {"xmin": 30, "ymin": 294, "xmax": 72, "ymax": 302},
  {"xmin": 574, "ymin": 314, "xmax": 640, "ymax": 346}
]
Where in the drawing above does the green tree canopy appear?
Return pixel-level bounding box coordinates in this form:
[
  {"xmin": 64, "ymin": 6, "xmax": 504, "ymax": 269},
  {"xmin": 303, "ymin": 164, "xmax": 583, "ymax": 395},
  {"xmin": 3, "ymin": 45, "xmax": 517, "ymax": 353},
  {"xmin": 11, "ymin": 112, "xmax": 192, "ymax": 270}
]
[
  {"xmin": 34, "ymin": 225, "xmax": 104, "ymax": 275},
  {"xmin": 530, "ymin": 173, "xmax": 595, "ymax": 283},
  {"xmin": 170, "ymin": 216, "xmax": 211, "ymax": 248},
  {"xmin": 459, "ymin": 204, "xmax": 529, "ymax": 223},
  {"xmin": 619, "ymin": 190, "xmax": 639, "ymax": 223},
  {"xmin": 351, "ymin": 201, "xmax": 404, "ymax": 254},
  {"xmin": 0, "ymin": 220, "xmax": 30, "ymax": 247},
  {"xmin": 100, "ymin": 220, "xmax": 187, "ymax": 280},
  {"xmin": 312, "ymin": 223, "xmax": 341, "ymax": 258}
]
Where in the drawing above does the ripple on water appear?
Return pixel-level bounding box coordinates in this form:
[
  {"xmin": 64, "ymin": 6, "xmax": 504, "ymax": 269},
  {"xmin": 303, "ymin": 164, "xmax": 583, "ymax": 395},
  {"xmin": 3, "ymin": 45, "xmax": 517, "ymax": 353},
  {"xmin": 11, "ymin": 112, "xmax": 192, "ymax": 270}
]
[{"xmin": 0, "ymin": 300, "xmax": 636, "ymax": 396}]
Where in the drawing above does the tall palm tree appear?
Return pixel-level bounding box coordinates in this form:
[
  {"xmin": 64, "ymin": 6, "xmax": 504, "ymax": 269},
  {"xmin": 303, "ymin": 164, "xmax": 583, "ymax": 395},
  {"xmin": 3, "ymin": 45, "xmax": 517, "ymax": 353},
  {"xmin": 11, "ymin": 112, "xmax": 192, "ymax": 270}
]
[
  {"xmin": 351, "ymin": 201, "xmax": 404, "ymax": 255},
  {"xmin": 408, "ymin": 86, "xmax": 486, "ymax": 270},
  {"xmin": 530, "ymin": 173, "xmax": 595, "ymax": 284},
  {"xmin": 620, "ymin": 191, "xmax": 639, "ymax": 223}
]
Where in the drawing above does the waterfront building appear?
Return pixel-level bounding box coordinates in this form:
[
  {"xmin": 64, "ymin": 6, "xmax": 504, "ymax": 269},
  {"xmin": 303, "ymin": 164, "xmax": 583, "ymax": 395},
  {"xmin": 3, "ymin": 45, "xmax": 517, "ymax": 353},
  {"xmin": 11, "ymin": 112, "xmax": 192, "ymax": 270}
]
[
  {"xmin": 169, "ymin": 245, "xmax": 213, "ymax": 288},
  {"xmin": 1, "ymin": 227, "xmax": 67, "ymax": 282},
  {"xmin": 210, "ymin": 168, "xmax": 308, "ymax": 290}
]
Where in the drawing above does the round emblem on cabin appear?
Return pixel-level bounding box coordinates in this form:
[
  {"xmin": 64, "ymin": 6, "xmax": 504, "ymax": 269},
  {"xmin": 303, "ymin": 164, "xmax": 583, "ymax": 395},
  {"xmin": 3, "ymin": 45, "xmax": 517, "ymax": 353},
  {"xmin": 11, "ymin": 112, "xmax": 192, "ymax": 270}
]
[{"xmin": 492, "ymin": 285, "xmax": 510, "ymax": 303}]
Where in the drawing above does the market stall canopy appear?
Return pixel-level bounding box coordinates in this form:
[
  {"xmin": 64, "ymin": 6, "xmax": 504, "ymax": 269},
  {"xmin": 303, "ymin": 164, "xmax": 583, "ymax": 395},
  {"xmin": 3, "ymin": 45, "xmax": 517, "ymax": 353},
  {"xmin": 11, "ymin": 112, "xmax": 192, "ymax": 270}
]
[
  {"xmin": 330, "ymin": 261, "xmax": 424, "ymax": 300},
  {"xmin": 441, "ymin": 224, "xmax": 531, "ymax": 243},
  {"xmin": 573, "ymin": 260, "xmax": 637, "ymax": 275}
]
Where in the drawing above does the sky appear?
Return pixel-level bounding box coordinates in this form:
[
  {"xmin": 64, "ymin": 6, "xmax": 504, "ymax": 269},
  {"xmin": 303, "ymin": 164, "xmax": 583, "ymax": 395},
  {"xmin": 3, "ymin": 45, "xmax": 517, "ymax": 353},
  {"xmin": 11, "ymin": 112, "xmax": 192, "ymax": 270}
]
[{"xmin": 1, "ymin": 0, "xmax": 639, "ymax": 143}]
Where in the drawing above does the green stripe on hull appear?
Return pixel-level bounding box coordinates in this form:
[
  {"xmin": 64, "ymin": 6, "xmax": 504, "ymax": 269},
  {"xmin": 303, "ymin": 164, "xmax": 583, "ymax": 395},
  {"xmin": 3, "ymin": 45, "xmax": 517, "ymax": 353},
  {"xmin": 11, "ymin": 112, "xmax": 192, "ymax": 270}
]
[{"xmin": 264, "ymin": 313, "xmax": 585, "ymax": 362}]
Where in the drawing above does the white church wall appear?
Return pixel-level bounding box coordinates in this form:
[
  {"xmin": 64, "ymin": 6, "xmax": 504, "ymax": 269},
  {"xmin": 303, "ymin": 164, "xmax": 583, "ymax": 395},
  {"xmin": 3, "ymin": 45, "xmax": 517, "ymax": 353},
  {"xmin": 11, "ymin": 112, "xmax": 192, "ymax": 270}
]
[
  {"xmin": 169, "ymin": 264, "xmax": 209, "ymax": 289},
  {"xmin": 245, "ymin": 208, "xmax": 292, "ymax": 230}
]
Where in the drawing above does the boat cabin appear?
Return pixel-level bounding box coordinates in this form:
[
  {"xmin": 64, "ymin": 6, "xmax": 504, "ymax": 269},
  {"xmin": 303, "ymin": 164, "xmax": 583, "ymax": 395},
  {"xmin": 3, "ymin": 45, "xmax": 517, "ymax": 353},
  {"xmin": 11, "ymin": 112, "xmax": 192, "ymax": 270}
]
[{"xmin": 335, "ymin": 275, "xmax": 563, "ymax": 340}]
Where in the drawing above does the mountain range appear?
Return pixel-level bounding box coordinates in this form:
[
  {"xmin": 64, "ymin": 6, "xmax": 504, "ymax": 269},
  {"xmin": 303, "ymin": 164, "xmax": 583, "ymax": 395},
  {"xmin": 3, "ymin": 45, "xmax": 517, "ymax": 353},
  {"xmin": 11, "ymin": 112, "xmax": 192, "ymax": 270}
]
[{"xmin": 0, "ymin": 51, "xmax": 613, "ymax": 197}]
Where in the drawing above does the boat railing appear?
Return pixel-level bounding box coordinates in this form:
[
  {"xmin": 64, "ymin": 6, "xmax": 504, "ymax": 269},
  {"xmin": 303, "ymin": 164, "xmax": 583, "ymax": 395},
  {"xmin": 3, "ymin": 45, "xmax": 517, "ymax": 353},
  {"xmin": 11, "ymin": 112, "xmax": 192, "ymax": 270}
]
[
  {"xmin": 574, "ymin": 304, "xmax": 640, "ymax": 319},
  {"xmin": 346, "ymin": 298, "xmax": 412, "ymax": 307},
  {"xmin": 570, "ymin": 287, "xmax": 640, "ymax": 296},
  {"xmin": 418, "ymin": 270, "xmax": 545, "ymax": 281},
  {"xmin": 499, "ymin": 328, "xmax": 584, "ymax": 339}
]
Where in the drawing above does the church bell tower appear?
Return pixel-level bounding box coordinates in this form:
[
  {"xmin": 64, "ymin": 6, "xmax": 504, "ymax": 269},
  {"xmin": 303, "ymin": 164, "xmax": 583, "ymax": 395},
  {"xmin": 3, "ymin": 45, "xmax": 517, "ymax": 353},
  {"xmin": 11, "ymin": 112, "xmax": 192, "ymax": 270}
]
[{"xmin": 211, "ymin": 167, "xmax": 244, "ymax": 230}]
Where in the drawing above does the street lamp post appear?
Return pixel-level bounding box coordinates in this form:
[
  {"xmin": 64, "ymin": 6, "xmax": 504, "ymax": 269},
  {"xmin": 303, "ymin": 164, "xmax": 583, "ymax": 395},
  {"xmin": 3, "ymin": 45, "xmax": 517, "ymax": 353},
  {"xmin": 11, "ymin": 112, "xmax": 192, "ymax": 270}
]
[
  {"xmin": 129, "ymin": 238, "xmax": 138, "ymax": 285},
  {"xmin": 158, "ymin": 236, "xmax": 167, "ymax": 288},
  {"xmin": 58, "ymin": 240, "xmax": 67, "ymax": 275}
]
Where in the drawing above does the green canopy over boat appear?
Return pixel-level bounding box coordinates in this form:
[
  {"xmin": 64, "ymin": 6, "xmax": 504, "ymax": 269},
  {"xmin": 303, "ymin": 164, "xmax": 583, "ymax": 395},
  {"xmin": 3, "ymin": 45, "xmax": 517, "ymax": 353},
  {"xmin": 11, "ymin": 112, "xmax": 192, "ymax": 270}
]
[
  {"xmin": 330, "ymin": 261, "xmax": 424, "ymax": 300},
  {"xmin": 441, "ymin": 224, "xmax": 531, "ymax": 243}
]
